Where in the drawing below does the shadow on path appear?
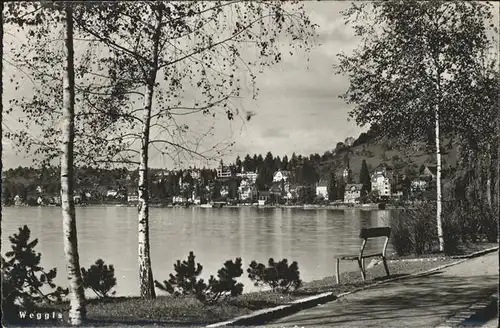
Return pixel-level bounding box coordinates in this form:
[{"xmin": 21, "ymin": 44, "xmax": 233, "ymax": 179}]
[{"xmin": 271, "ymin": 274, "xmax": 498, "ymax": 327}]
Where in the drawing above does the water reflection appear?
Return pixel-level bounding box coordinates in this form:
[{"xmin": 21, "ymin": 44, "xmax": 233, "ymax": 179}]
[{"xmin": 2, "ymin": 206, "xmax": 394, "ymax": 296}]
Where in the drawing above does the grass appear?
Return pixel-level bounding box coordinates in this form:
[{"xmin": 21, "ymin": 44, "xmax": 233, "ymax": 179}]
[{"xmin": 4, "ymin": 242, "xmax": 496, "ymax": 327}]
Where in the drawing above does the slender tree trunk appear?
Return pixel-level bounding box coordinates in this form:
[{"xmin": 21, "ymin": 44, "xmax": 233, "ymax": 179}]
[
  {"xmin": 137, "ymin": 80, "xmax": 156, "ymax": 299},
  {"xmin": 1, "ymin": 2, "xmax": 4, "ymax": 206},
  {"xmin": 435, "ymin": 104, "xmax": 444, "ymax": 252},
  {"xmin": 61, "ymin": 4, "xmax": 86, "ymax": 325},
  {"xmin": 138, "ymin": 7, "xmax": 164, "ymax": 299}
]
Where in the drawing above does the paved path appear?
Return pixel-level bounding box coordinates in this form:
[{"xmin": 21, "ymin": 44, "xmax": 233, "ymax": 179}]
[{"xmin": 267, "ymin": 251, "xmax": 498, "ymax": 328}]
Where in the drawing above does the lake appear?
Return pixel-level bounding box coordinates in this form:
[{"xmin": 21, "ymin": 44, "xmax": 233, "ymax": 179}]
[{"xmin": 1, "ymin": 206, "xmax": 395, "ymax": 296}]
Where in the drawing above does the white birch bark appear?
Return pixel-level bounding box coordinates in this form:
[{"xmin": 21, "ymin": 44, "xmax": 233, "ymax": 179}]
[
  {"xmin": 137, "ymin": 80, "xmax": 156, "ymax": 299},
  {"xmin": 61, "ymin": 4, "xmax": 86, "ymax": 325},
  {"xmin": 137, "ymin": 6, "xmax": 164, "ymax": 299},
  {"xmin": 435, "ymin": 104, "xmax": 444, "ymax": 252}
]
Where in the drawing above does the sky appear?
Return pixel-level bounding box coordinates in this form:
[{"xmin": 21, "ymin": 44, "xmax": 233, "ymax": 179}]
[{"xmin": 2, "ymin": 1, "xmax": 498, "ymax": 170}]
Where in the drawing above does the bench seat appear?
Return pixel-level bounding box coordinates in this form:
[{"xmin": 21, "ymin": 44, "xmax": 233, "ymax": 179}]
[
  {"xmin": 335, "ymin": 227, "xmax": 391, "ymax": 284},
  {"xmin": 335, "ymin": 252, "xmax": 384, "ymax": 260}
]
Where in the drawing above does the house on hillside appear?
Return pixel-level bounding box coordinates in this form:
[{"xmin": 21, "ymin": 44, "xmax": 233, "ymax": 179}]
[
  {"xmin": 316, "ymin": 179, "xmax": 328, "ymax": 200},
  {"xmin": 216, "ymin": 161, "xmax": 231, "ymax": 179},
  {"xmin": 236, "ymin": 168, "xmax": 258, "ymax": 183},
  {"xmin": 344, "ymin": 184, "xmax": 363, "ymax": 203},
  {"xmin": 106, "ymin": 190, "xmax": 118, "ymax": 198},
  {"xmin": 36, "ymin": 185, "xmax": 43, "ymax": 193},
  {"xmin": 371, "ymin": 164, "xmax": 392, "ymax": 198},
  {"xmin": 272, "ymin": 170, "xmax": 291, "ymax": 183},
  {"xmin": 238, "ymin": 179, "xmax": 254, "ymax": 200}
]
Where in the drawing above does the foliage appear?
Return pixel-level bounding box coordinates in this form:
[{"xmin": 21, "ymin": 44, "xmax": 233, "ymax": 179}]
[
  {"xmin": 155, "ymin": 252, "xmax": 243, "ymax": 305},
  {"xmin": 297, "ymin": 186, "xmax": 316, "ymax": 204},
  {"xmin": 81, "ymin": 259, "xmax": 117, "ymax": 299},
  {"xmin": 392, "ymin": 197, "xmax": 498, "ymax": 256},
  {"xmin": 390, "ymin": 203, "xmax": 438, "ymax": 256},
  {"xmin": 327, "ymin": 171, "xmax": 337, "ymax": 202},
  {"xmin": 199, "ymin": 258, "xmax": 244, "ymax": 305},
  {"xmin": 336, "ymin": 1, "xmax": 496, "ymax": 144},
  {"xmin": 247, "ymin": 258, "xmax": 302, "ymax": 293},
  {"xmin": 1, "ymin": 226, "xmax": 69, "ymax": 315},
  {"xmin": 359, "ymin": 160, "xmax": 371, "ymax": 194},
  {"xmin": 155, "ymin": 251, "xmax": 205, "ymax": 296}
]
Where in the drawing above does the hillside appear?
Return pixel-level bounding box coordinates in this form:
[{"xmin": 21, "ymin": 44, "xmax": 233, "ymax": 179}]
[{"xmin": 316, "ymin": 136, "xmax": 458, "ymax": 182}]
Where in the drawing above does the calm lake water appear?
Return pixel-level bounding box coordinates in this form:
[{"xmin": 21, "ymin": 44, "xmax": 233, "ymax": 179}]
[{"xmin": 1, "ymin": 206, "xmax": 395, "ymax": 296}]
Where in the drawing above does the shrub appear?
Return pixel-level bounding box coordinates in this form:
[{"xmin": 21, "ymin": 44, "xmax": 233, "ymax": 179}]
[
  {"xmin": 200, "ymin": 258, "xmax": 244, "ymax": 304},
  {"xmin": 247, "ymin": 258, "xmax": 302, "ymax": 293},
  {"xmin": 155, "ymin": 252, "xmax": 244, "ymax": 305},
  {"xmin": 155, "ymin": 251, "xmax": 204, "ymax": 296},
  {"xmin": 390, "ymin": 203, "xmax": 437, "ymax": 256},
  {"xmin": 81, "ymin": 259, "xmax": 117, "ymax": 299},
  {"xmin": 1, "ymin": 226, "xmax": 68, "ymax": 323}
]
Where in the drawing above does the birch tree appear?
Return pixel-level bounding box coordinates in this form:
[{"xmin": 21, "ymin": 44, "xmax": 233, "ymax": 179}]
[
  {"xmin": 4, "ymin": 2, "xmax": 130, "ymax": 324},
  {"xmin": 61, "ymin": 3, "xmax": 86, "ymax": 324},
  {"xmin": 336, "ymin": 1, "xmax": 497, "ymax": 252},
  {"xmin": 73, "ymin": 1, "xmax": 317, "ymax": 298}
]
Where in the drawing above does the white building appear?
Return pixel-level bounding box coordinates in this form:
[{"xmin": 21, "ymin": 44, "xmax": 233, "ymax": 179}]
[
  {"xmin": 273, "ymin": 170, "xmax": 291, "ymax": 183},
  {"xmin": 344, "ymin": 184, "xmax": 363, "ymax": 203},
  {"xmin": 173, "ymin": 196, "xmax": 187, "ymax": 203},
  {"xmin": 216, "ymin": 161, "xmax": 231, "ymax": 178},
  {"xmin": 236, "ymin": 170, "xmax": 258, "ymax": 183},
  {"xmin": 316, "ymin": 179, "xmax": 328, "ymax": 200},
  {"xmin": 238, "ymin": 179, "xmax": 253, "ymax": 200},
  {"xmin": 106, "ymin": 190, "xmax": 118, "ymax": 197},
  {"xmin": 128, "ymin": 194, "xmax": 139, "ymax": 202},
  {"xmin": 371, "ymin": 165, "xmax": 392, "ymax": 197}
]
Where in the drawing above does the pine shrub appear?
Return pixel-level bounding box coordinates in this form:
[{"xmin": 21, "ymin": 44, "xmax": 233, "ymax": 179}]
[
  {"xmin": 247, "ymin": 258, "xmax": 302, "ymax": 293},
  {"xmin": 1, "ymin": 226, "xmax": 68, "ymax": 323},
  {"xmin": 81, "ymin": 259, "xmax": 117, "ymax": 299}
]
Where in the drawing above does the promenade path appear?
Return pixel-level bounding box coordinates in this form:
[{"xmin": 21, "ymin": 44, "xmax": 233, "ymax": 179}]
[{"xmin": 268, "ymin": 251, "xmax": 498, "ymax": 328}]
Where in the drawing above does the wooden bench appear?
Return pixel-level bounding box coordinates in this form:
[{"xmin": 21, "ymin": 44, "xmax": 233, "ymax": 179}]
[{"xmin": 334, "ymin": 227, "xmax": 391, "ymax": 284}]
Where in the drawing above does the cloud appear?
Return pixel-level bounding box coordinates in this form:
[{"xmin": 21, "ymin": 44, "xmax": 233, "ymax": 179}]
[{"xmin": 2, "ymin": 2, "xmax": 366, "ymax": 169}]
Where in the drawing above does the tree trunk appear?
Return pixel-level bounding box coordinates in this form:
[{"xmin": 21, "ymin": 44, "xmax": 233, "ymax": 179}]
[
  {"xmin": 137, "ymin": 80, "xmax": 156, "ymax": 299},
  {"xmin": 435, "ymin": 104, "xmax": 444, "ymax": 252},
  {"xmin": 1, "ymin": 1, "xmax": 3, "ymax": 192},
  {"xmin": 61, "ymin": 4, "xmax": 86, "ymax": 325},
  {"xmin": 137, "ymin": 8, "xmax": 163, "ymax": 299}
]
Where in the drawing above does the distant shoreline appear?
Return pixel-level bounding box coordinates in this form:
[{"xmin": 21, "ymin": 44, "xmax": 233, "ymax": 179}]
[{"xmin": 3, "ymin": 203, "xmax": 408, "ymax": 210}]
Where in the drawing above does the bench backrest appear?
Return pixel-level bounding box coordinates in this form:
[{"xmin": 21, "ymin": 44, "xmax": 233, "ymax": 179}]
[{"xmin": 359, "ymin": 227, "xmax": 391, "ymax": 239}]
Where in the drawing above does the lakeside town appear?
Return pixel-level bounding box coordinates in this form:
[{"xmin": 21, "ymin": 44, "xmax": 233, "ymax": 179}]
[{"xmin": 3, "ymin": 134, "xmax": 441, "ymax": 209}]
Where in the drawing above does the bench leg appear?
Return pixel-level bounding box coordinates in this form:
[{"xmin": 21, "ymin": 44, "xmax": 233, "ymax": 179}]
[
  {"xmin": 357, "ymin": 258, "xmax": 366, "ymax": 281},
  {"xmin": 335, "ymin": 258, "xmax": 340, "ymax": 284},
  {"xmin": 382, "ymin": 257, "xmax": 390, "ymax": 277}
]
